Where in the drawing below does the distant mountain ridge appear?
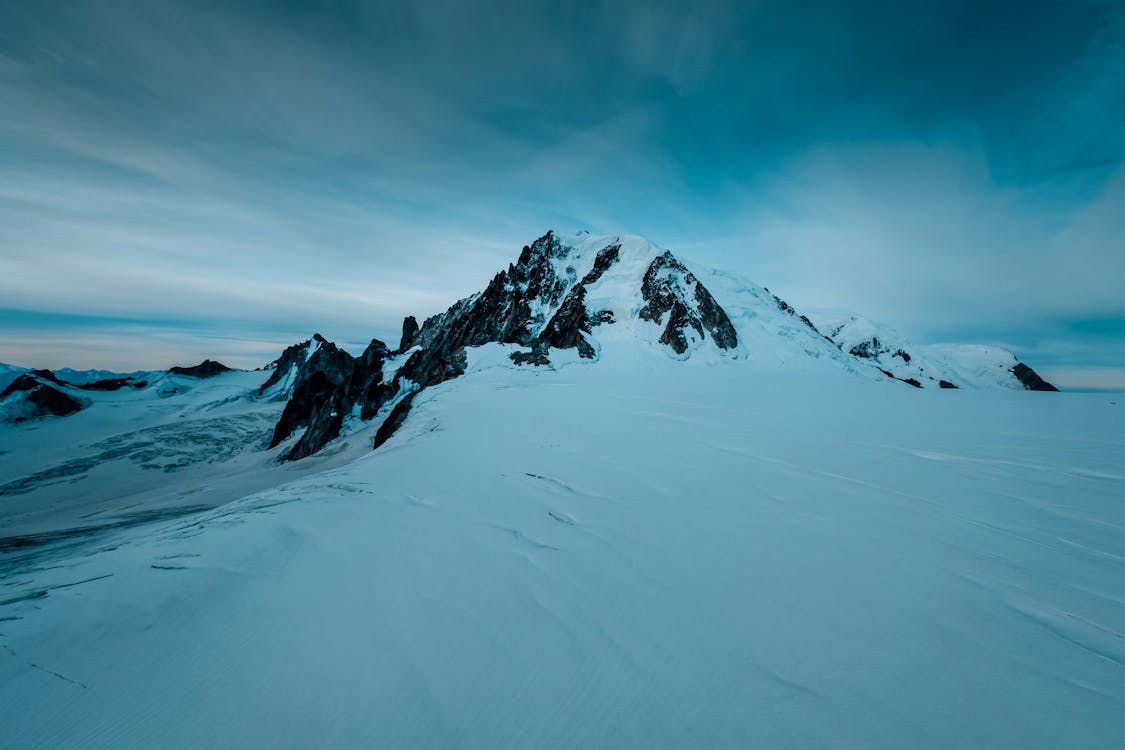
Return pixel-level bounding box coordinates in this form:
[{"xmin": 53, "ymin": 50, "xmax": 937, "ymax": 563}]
[
  {"xmin": 0, "ymin": 230, "xmax": 1057, "ymax": 445},
  {"xmin": 811, "ymin": 311, "xmax": 1059, "ymax": 391}
]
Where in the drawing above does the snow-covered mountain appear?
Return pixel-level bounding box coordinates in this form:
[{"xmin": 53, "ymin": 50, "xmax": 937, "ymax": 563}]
[
  {"xmin": 258, "ymin": 230, "xmax": 1056, "ymax": 462},
  {"xmin": 813, "ymin": 311, "xmax": 1058, "ymax": 390},
  {"xmin": 1, "ymin": 230, "xmax": 1057, "ymax": 459},
  {"xmin": 0, "ymin": 370, "xmax": 87, "ymax": 423},
  {"xmin": 1, "ymin": 230, "xmax": 1119, "ymax": 750},
  {"xmin": 0, "ymin": 322, "xmax": 1119, "ymax": 749}
]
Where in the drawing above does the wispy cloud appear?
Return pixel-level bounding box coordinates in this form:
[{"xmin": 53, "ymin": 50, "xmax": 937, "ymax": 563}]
[{"xmin": 0, "ymin": 0, "xmax": 1121, "ymax": 382}]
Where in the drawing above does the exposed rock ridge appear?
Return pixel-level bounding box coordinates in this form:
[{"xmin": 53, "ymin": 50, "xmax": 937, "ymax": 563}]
[
  {"xmin": 270, "ymin": 231, "xmax": 746, "ymax": 458},
  {"xmin": 0, "ymin": 370, "xmax": 85, "ymax": 422},
  {"xmin": 266, "ymin": 336, "xmax": 358, "ymax": 458},
  {"xmin": 259, "ymin": 338, "xmax": 314, "ymax": 392},
  {"xmin": 168, "ymin": 360, "xmax": 232, "ymax": 379},
  {"xmin": 397, "ymin": 316, "xmax": 419, "ymax": 353},
  {"xmin": 639, "ymin": 252, "xmax": 738, "ymax": 354},
  {"xmin": 416, "ymin": 231, "xmax": 572, "ymax": 352},
  {"xmin": 512, "ymin": 242, "xmax": 623, "ymax": 363},
  {"xmin": 1012, "ymin": 362, "xmax": 1058, "ymax": 392},
  {"xmin": 77, "ymin": 377, "xmax": 147, "ymax": 392}
]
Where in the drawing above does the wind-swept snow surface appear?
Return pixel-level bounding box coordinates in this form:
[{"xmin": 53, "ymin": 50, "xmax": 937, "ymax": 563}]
[
  {"xmin": 1, "ymin": 347, "xmax": 1121, "ymax": 749},
  {"xmin": 0, "ymin": 369, "xmax": 377, "ymax": 536}
]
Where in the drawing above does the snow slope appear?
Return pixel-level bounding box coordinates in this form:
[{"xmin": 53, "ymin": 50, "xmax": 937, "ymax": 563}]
[
  {"xmin": 1, "ymin": 344, "xmax": 1121, "ymax": 749},
  {"xmin": 0, "ymin": 369, "xmax": 382, "ymax": 537}
]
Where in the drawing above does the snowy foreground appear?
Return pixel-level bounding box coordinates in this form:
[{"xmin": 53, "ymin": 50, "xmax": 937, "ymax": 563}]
[{"xmin": 1, "ymin": 345, "xmax": 1123, "ymax": 748}]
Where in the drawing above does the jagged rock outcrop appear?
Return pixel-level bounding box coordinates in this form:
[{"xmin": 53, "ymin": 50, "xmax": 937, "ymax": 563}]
[
  {"xmin": 416, "ymin": 231, "xmax": 570, "ymax": 353},
  {"xmin": 267, "ymin": 336, "xmax": 357, "ymax": 454},
  {"xmin": 350, "ymin": 339, "xmax": 394, "ymax": 419},
  {"xmin": 260, "ymin": 339, "xmax": 317, "ymax": 392},
  {"xmin": 398, "ymin": 316, "xmax": 419, "ymax": 353},
  {"xmin": 269, "ymin": 231, "xmax": 744, "ymax": 458},
  {"xmin": 169, "ymin": 360, "xmax": 232, "ymax": 378},
  {"xmin": 265, "ymin": 334, "xmax": 406, "ymax": 460},
  {"xmin": 529, "ymin": 243, "xmax": 621, "ymax": 360},
  {"xmin": 1011, "ymin": 362, "xmax": 1058, "ymax": 392},
  {"xmin": 264, "ymin": 229, "xmax": 1059, "ymax": 462},
  {"xmin": 372, "ymin": 392, "xmax": 416, "ymax": 450},
  {"xmin": 0, "ymin": 371, "xmax": 85, "ymax": 422},
  {"xmin": 279, "ymin": 377, "xmax": 351, "ymax": 461},
  {"xmin": 510, "ymin": 340, "xmax": 551, "ymax": 366},
  {"xmin": 638, "ymin": 252, "xmax": 738, "ymax": 354}
]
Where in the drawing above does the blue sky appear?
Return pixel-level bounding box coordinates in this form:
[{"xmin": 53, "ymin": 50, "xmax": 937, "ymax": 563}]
[{"xmin": 1, "ymin": 0, "xmax": 1123, "ymax": 387}]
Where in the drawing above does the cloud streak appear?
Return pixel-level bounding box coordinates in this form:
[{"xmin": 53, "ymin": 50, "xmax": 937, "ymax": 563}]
[{"xmin": 0, "ymin": 0, "xmax": 1122, "ymax": 386}]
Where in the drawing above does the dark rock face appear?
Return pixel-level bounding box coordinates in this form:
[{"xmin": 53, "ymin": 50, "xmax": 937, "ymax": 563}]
[
  {"xmin": 510, "ymin": 340, "xmax": 552, "ymax": 366},
  {"xmin": 1, "ymin": 372, "xmax": 84, "ymax": 422},
  {"xmin": 509, "ymin": 242, "xmax": 621, "ymax": 364},
  {"xmin": 848, "ymin": 338, "xmax": 883, "ymax": 359},
  {"xmin": 271, "ymin": 231, "xmax": 740, "ymax": 460},
  {"xmin": 638, "ymin": 252, "xmax": 737, "ymax": 354},
  {"xmin": 279, "ymin": 231, "xmax": 599, "ymax": 457},
  {"xmin": 540, "ymin": 285, "xmax": 596, "ymax": 357},
  {"xmin": 78, "ymin": 377, "xmax": 146, "ymax": 391},
  {"xmin": 259, "ymin": 339, "xmax": 316, "ymax": 392},
  {"xmin": 273, "ymin": 371, "xmax": 348, "ymax": 455},
  {"xmin": 351, "ymin": 339, "xmax": 393, "ymax": 420},
  {"xmin": 267, "ymin": 336, "xmax": 358, "ymax": 457},
  {"xmin": 1011, "ymin": 362, "xmax": 1058, "ymax": 392},
  {"xmin": 939, "ymin": 379, "xmax": 959, "ymax": 389},
  {"xmin": 416, "ymin": 231, "xmax": 573, "ymax": 353},
  {"xmin": 267, "ymin": 335, "xmax": 414, "ymax": 460},
  {"xmin": 398, "ymin": 316, "xmax": 419, "ymax": 353},
  {"xmin": 372, "ymin": 392, "xmax": 416, "ymax": 449},
  {"xmin": 398, "ymin": 345, "xmax": 467, "ymax": 389},
  {"xmin": 169, "ymin": 360, "xmax": 232, "ymax": 378},
  {"xmin": 3, "ymin": 370, "xmax": 63, "ymax": 393}
]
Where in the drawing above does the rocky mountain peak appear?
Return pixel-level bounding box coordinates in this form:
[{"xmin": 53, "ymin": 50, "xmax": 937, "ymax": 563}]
[
  {"xmin": 0, "ymin": 370, "xmax": 85, "ymax": 422},
  {"xmin": 398, "ymin": 316, "xmax": 419, "ymax": 352},
  {"xmin": 264, "ymin": 230, "xmax": 744, "ymax": 461}
]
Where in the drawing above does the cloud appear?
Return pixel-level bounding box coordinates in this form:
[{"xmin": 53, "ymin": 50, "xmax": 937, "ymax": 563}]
[
  {"xmin": 729, "ymin": 141, "xmax": 1125, "ymax": 336},
  {"xmin": 0, "ymin": 0, "xmax": 1121, "ymax": 382}
]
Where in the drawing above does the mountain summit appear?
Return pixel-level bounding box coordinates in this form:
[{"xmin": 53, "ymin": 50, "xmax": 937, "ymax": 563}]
[
  {"xmin": 254, "ymin": 230, "xmax": 1055, "ymax": 461},
  {"xmin": 0, "ymin": 230, "xmax": 1057, "ymax": 453}
]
